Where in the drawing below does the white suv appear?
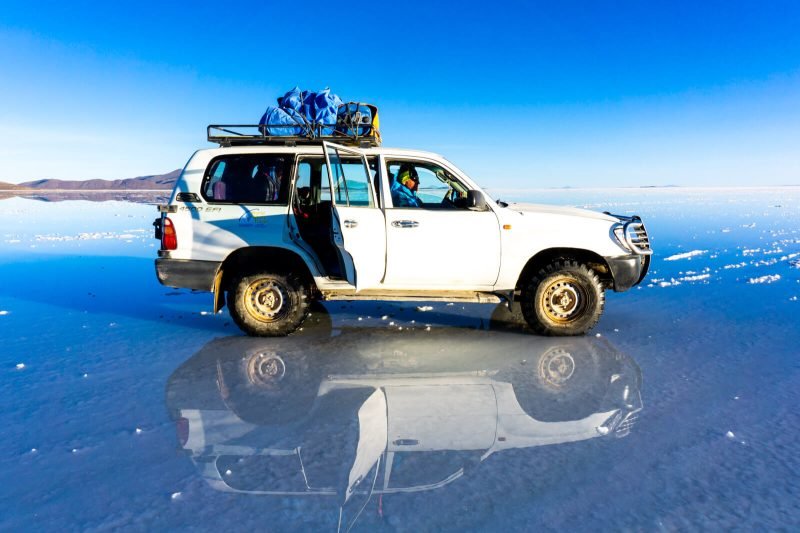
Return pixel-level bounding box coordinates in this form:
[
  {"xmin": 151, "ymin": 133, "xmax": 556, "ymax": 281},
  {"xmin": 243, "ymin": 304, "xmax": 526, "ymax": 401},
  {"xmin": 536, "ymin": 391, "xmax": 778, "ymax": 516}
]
[{"xmin": 154, "ymin": 126, "xmax": 651, "ymax": 336}]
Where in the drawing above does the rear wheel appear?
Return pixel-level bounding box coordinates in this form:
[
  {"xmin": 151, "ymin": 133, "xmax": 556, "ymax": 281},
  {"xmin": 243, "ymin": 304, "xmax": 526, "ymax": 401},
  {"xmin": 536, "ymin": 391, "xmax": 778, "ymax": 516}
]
[
  {"xmin": 228, "ymin": 271, "xmax": 309, "ymax": 336},
  {"xmin": 520, "ymin": 260, "xmax": 604, "ymax": 336}
]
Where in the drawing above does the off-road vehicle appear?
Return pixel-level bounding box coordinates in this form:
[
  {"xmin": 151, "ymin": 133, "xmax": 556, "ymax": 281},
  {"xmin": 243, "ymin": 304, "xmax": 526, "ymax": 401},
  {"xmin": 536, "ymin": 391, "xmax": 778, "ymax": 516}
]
[{"xmin": 154, "ymin": 125, "xmax": 651, "ymax": 336}]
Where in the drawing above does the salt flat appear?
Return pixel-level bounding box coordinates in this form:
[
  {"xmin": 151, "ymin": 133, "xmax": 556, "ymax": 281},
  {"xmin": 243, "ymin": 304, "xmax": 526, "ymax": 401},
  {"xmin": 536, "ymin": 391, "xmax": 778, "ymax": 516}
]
[{"xmin": 1, "ymin": 188, "xmax": 798, "ymax": 530}]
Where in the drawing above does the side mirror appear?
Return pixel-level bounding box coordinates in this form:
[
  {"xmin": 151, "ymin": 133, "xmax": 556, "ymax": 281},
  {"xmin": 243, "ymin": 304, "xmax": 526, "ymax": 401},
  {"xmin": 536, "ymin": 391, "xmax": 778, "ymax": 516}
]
[{"xmin": 467, "ymin": 190, "xmax": 488, "ymax": 210}]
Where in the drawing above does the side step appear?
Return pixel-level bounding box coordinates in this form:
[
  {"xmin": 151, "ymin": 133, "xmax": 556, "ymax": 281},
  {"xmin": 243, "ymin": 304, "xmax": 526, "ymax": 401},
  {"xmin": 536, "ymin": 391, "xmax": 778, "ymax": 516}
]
[{"xmin": 320, "ymin": 290, "xmax": 503, "ymax": 304}]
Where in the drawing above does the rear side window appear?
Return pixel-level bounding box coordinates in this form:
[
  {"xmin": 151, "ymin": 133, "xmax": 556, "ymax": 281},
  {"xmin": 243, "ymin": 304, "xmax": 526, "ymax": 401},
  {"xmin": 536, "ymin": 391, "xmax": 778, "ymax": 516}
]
[{"xmin": 203, "ymin": 154, "xmax": 292, "ymax": 204}]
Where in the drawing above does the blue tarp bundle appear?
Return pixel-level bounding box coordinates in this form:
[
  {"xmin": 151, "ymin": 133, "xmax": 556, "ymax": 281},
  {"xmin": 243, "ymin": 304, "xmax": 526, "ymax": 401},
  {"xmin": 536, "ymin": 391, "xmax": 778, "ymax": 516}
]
[{"xmin": 260, "ymin": 87, "xmax": 344, "ymax": 136}]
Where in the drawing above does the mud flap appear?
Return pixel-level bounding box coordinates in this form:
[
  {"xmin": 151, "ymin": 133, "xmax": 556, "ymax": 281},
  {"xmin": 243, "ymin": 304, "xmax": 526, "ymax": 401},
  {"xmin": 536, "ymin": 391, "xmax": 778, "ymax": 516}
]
[{"xmin": 212, "ymin": 268, "xmax": 224, "ymax": 313}]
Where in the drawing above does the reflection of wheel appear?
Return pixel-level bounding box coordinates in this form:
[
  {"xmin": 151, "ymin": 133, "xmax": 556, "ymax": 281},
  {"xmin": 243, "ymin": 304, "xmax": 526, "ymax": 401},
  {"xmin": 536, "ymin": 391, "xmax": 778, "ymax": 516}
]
[
  {"xmin": 245, "ymin": 351, "xmax": 287, "ymax": 388},
  {"xmin": 228, "ymin": 271, "xmax": 309, "ymax": 337},
  {"xmin": 520, "ymin": 260, "xmax": 604, "ymax": 336},
  {"xmin": 219, "ymin": 348, "xmax": 320, "ymax": 426},
  {"xmin": 510, "ymin": 344, "xmax": 606, "ymax": 422},
  {"xmin": 538, "ymin": 348, "xmax": 575, "ymax": 386}
]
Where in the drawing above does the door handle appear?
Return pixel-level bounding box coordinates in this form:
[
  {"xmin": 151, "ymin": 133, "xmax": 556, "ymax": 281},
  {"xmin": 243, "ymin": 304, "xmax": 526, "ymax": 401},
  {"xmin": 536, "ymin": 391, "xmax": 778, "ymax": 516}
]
[
  {"xmin": 343, "ymin": 219, "xmax": 358, "ymax": 228},
  {"xmin": 391, "ymin": 220, "xmax": 419, "ymax": 228}
]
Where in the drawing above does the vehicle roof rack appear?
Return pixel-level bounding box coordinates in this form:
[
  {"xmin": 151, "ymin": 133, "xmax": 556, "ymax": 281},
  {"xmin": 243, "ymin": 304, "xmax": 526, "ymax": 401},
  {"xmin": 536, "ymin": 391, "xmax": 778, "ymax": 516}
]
[{"xmin": 207, "ymin": 124, "xmax": 381, "ymax": 148}]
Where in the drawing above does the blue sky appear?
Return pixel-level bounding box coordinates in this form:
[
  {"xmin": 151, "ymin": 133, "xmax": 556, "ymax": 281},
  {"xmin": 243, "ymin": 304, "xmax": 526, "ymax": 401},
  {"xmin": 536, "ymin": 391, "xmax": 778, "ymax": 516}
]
[{"xmin": 1, "ymin": 1, "xmax": 798, "ymax": 187}]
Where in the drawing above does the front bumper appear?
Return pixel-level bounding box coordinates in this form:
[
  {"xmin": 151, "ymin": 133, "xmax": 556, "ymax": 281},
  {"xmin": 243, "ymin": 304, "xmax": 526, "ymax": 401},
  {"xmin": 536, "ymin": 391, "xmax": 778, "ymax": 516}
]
[
  {"xmin": 605, "ymin": 254, "xmax": 650, "ymax": 292},
  {"xmin": 155, "ymin": 258, "xmax": 220, "ymax": 291}
]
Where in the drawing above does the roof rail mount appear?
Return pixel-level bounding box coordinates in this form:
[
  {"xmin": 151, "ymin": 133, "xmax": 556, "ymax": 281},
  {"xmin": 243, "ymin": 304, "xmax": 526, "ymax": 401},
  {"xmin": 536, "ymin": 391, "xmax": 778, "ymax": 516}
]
[{"xmin": 207, "ymin": 124, "xmax": 382, "ymax": 148}]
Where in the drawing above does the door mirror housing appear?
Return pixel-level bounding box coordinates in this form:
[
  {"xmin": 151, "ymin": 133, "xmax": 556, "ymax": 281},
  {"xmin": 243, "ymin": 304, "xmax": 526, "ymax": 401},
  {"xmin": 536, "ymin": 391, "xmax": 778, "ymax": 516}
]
[{"xmin": 467, "ymin": 190, "xmax": 488, "ymax": 211}]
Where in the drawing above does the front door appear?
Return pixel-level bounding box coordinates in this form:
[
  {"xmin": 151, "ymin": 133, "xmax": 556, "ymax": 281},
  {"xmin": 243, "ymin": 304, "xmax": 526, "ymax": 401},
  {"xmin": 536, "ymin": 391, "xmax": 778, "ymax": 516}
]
[
  {"xmin": 322, "ymin": 142, "xmax": 386, "ymax": 291},
  {"xmin": 382, "ymin": 159, "xmax": 501, "ymax": 288}
]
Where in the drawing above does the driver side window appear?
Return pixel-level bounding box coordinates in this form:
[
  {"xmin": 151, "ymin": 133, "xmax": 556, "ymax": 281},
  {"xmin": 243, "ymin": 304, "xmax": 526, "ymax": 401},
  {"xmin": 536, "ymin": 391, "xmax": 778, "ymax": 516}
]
[{"xmin": 386, "ymin": 161, "xmax": 469, "ymax": 209}]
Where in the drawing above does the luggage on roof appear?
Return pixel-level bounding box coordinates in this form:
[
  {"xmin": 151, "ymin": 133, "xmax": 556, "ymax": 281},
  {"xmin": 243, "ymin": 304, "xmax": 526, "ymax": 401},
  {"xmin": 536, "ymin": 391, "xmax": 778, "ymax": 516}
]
[{"xmin": 209, "ymin": 87, "xmax": 381, "ymax": 147}]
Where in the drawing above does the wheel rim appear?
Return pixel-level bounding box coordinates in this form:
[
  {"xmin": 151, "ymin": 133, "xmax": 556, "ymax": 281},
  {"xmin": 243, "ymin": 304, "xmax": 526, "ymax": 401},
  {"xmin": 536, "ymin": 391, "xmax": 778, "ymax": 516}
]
[
  {"xmin": 243, "ymin": 279, "xmax": 290, "ymax": 322},
  {"xmin": 540, "ymin": 277, "xmax": 588, "ymax": 323},
  {"xmin": 538, "ymin": 348, "xmax": 576, "ymax": 387},
  {"xmin": 245, "ymin": 351, "xmax": 286, "ymax": 388}
]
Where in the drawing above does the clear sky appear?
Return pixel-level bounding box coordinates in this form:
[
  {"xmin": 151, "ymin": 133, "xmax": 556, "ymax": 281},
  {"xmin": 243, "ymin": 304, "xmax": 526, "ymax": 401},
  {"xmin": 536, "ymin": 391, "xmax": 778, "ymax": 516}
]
[{"xmin": 1, "ymin": 0, "xmax": 799, "ymax": 187}]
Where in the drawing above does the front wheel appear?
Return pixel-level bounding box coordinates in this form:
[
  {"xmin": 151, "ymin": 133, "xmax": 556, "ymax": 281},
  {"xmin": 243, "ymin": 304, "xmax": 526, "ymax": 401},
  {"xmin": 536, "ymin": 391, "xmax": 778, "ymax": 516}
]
[
  {"xmin": 520, "ymin": 260, "xmax": 605, "ymax": 336},
  {"xmin": 227, "ymin": 271, "xmax": 309, "ymax": 336}
]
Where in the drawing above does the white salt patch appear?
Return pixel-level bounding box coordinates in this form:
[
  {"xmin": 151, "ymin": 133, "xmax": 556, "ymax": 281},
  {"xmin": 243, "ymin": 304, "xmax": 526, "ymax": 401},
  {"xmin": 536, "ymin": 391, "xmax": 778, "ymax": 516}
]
[
  {"xmin": 388, "ymin": 321, "xmax": 395, "ymax": 326},
  {"xmin": 664, "ymin": 250, "xmax": 707, "ymax": 261},
  {"xmin": 200, "ymin": 311, "xmax": 210, "ymax": 315},
  {"xmin": 357, "ymin": 317, "xmax": 363, "ymax": 321},
  {"xmin": 30, "ymin": 448, "xmax": 37, "ymax": 453},
  {"xmin": 723, "ymin": 262, "xmax": 746, "ymax": 270},
  {"xmin": 741, "ymin": 223, "xmax": 756, "ymax": 228},
  {"xmin": 748, "ymin": 274, "xmax": 780, "ymax": 284},
  {"xmin": 381, "ymin": 315, "xmax": 388, "ymax": 320},
  {"xmin": 171, "ymin": 492, "xmax": 182, "ymax": 500},
  {"xmin": 16, "ymin": 363, "xmax": 25, "ymax": 369},
  {"xmin": 416, "ymin": 305, "xmax": 434, "ymax": 312},
  {"xmin": 83, "ymin": 373, "xmax": 89, "ymax": 378},
  {"xmin": 425, "ymin": 326, "xmax": 431, "ymax": 331},
  {"xmin": 659, "ymin": 279, "xmax": 681, "ymax": 287},
  {"xmin": 726, "ymin": 431, "xmax": 735, "ymax": 439},
  {"xmin": 681, "ymin": 274, "xmax": 711, "ymax": 282},
  {"xmin": 135, "ymin": 428, "xmax": 143, "ymax": 435},
  {"xmin": 225, "ymin": 470, "xmax": 232, "ymax": 476},
  {"xmin": 721, "ymin": 228, "xmax": 731, "ymax": 233},
  {"xmin": 613, "ymin": 328, "xmax": 619, "ymax": 332},
  {"xmin": 0, "ymin": 310, "xmax": 9, "ymax": 315},
  {"xmin": 789, "ymin": 296, "xmax": 798, "ymax": 302},
  {"xmin": 446, "ymin": 303, "xmax": 454, "ymax": 306},
  {"xmin": 109, "ymin": 322, "xmax": 117, "ymax": 327},
  {"xmin": 595, "ymin": 333, "xmax": 602, "ymax": 337},
  {"xmin": 72, "ymin": 448, "xmax": 78, "ymax": 453}
]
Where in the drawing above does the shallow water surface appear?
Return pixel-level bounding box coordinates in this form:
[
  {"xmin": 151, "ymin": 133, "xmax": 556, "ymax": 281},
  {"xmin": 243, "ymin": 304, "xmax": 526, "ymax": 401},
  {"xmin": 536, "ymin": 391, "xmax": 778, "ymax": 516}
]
[{"xmin": 1, "ymin": 189, "xmax": 799, "ymax": 530}]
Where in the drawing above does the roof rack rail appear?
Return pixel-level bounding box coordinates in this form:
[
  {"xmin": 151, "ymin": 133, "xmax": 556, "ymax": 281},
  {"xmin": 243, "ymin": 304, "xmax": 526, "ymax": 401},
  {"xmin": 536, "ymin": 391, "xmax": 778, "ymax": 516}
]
[{"xmin": 207, "ymin": 124, "xmax": 381, "ymax": 148}]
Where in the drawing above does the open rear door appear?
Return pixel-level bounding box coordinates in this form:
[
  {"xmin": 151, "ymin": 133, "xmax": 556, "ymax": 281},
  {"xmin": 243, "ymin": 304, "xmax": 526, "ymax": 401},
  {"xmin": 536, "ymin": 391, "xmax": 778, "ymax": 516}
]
[{"xmin": 322, "ymin": 142, "xmax": 386, "ymax": 291}]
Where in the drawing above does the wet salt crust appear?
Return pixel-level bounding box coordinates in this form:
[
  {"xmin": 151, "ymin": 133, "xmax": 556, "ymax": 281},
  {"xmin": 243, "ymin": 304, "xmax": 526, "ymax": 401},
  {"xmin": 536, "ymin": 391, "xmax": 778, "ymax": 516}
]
[{"xmin": 1, "ymin": 188, "xmax": 799, "ymax": 530}]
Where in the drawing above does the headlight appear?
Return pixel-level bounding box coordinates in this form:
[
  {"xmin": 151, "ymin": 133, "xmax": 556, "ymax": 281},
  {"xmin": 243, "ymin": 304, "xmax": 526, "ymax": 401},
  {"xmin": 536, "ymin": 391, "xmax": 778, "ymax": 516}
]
[
  {"xmin": 613, "ymin": 225, "xmax": 631, "ymax": 251},
  {"xmin": 612, "ymin": 218, "xmax": 653, "ymax": 256}
]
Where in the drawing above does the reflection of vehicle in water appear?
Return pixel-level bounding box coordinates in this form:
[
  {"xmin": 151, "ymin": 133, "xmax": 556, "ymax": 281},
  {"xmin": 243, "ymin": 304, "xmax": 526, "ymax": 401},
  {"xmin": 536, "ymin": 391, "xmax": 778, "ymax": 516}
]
[{"xmin": 165, "ymin": 323, "xmax": 642, "ymax": 527}]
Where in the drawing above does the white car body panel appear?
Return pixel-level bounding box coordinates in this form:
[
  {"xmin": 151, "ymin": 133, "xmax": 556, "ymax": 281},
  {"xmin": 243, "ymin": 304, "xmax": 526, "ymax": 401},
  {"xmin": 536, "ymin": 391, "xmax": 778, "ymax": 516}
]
[{"xmin": 159, "ymin": 144, "xmax": 647, "ymax": 298}]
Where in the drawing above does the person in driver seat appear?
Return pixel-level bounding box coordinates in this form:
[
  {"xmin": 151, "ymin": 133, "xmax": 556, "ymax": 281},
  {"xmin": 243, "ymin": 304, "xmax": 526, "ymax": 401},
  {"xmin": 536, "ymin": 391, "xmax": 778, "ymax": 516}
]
[{"xmin": 391, "ymin": 164, "xmax": 422, "ymax": 207}]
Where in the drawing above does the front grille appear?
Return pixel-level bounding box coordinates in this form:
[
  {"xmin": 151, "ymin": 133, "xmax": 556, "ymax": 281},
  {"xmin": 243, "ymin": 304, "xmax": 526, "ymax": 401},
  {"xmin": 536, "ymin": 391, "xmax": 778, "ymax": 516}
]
[
  {"xmin": 624, "ymin": 220, "xmax": 652, "ymax": 255},
  {"xmin": 615, "ymin": 414, "xmax": 638, "ymax": 437}
]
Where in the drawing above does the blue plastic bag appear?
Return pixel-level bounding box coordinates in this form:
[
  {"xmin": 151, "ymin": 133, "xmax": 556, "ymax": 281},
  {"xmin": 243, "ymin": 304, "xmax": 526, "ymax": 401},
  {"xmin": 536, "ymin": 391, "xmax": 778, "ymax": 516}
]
[
  {"xmin": 277, "ymin": 86, "xmax": 305, "ymax": 113},
  {"xmin": 260, "ymin": 87, "xmax": 344, "ymax": 136},
  {"xmin": 312, "ymin": 89, "xmax": 344, "ymax": 134},
  {"xmin": 259, "ymin": 106, "xmax": 305, "ymax": 136}
]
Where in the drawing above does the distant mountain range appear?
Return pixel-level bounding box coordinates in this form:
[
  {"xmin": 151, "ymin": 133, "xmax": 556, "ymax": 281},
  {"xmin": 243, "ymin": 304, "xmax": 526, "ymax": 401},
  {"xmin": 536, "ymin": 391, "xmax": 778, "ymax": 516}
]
[{"xmin": 0, "ymin": 169, "xmax": 181, "ymax": 191}]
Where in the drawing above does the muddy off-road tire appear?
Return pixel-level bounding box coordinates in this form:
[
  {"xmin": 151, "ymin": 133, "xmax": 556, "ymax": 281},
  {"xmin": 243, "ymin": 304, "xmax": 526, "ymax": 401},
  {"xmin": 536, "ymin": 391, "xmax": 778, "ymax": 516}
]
[
  {"xmin": 228, "ymin": 271, "xmax": 309, "ymax": 337},
  {"xmin": 520, "ymin": 260, "xmax": 605, "ymax": 336}
]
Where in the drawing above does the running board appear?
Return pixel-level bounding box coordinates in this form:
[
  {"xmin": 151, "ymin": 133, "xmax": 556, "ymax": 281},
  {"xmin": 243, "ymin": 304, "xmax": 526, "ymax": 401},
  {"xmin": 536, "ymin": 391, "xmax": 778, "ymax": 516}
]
[{"xmin": 320, "ymin": 290, "xmax": 503, "ymax": 304}]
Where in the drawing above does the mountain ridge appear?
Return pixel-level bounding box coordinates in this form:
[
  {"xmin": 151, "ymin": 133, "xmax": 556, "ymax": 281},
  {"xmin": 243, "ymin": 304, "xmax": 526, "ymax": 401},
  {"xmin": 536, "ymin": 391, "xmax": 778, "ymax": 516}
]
[{"xmin": 0, "ymin": 169, "xmax": 181, "ymax": 191}]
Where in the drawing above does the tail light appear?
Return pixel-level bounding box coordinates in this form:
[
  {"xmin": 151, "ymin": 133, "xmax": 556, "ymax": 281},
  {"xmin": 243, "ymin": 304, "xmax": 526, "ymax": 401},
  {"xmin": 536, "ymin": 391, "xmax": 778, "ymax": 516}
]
[
  {"xmin": 162, "ymin": 217, "xmax": 177, "ymax": 250},
  {"xmin": 176, "ymin": 417, "xmax": 189, "ymax": 447}
]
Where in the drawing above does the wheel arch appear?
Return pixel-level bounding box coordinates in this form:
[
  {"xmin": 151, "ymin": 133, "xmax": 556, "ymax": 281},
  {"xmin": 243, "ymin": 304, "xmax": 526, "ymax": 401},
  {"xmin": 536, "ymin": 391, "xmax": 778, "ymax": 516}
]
[
  {"xmin": 214, "ymin": 246, "xmax": 317, "ymax": 312},
  {"xmin": 516, "ymin": 248, "xmax": 612, "ymax": 292}
]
